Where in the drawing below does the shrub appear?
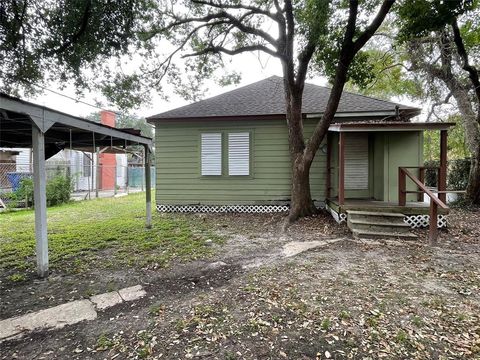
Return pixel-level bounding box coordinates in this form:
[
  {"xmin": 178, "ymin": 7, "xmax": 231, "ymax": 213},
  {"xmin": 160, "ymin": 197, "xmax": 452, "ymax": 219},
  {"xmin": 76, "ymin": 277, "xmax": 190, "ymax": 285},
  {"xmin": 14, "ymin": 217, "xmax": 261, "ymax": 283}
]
[
  {"xmin": 424, "ymin": 158, "xmax": 471, "ymax": 192},
  {"xmin": 46, "ymin": 175, "xmax": 73, "ymax": 206},
  {"xmin": 448, "ymin": 158, "xmax": 471, "ymax": 191},
  {"xmin": 16, "ymin": 177, "xmax": 34, "ymax": 206},
  {"xmin": 424, "ymin": 160, "xmax": 439, "ymax": 187},
  {"xmin": 4, "ymin": 175, "xmax": 73, "ymax": 208},
  {"xmin": 0, "ymin": 178, "xmax": 34, "ymax": 208}
]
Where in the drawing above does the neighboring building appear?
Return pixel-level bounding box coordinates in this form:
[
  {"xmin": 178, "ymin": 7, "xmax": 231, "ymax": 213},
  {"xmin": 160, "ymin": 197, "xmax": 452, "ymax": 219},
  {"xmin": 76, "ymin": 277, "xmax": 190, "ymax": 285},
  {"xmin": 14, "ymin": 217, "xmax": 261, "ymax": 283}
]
[{"xmin": 0, "ymin": 149, "xmax": 20, "ymax": 189}]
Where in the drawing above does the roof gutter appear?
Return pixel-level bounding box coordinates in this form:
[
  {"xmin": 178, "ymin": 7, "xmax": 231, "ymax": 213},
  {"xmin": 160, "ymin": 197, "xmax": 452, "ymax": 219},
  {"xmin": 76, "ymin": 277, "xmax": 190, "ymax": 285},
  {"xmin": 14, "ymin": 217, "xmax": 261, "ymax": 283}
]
[
  {"xmin": 328, "ymin": 122, "xmax": 455, "ymax": 132},
  {"xmin": 305, "ymin": 108, "xmax": 421, "ymax": 119}
]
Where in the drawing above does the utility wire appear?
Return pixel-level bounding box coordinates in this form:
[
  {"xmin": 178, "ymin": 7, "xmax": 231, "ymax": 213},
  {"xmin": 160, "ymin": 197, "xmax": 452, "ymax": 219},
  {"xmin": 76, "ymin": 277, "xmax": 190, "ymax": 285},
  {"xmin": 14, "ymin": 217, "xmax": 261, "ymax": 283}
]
[{"xmin": 0, "ymin": 70, "xmax": 119, "ymax": 115}]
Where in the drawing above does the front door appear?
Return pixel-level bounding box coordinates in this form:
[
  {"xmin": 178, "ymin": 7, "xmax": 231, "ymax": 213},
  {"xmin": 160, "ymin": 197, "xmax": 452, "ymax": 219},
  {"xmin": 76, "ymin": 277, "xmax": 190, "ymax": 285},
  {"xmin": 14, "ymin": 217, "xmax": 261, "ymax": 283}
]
[{"xmin": 345, "ymin": 133, "xmax": 370, "ymax": 198}]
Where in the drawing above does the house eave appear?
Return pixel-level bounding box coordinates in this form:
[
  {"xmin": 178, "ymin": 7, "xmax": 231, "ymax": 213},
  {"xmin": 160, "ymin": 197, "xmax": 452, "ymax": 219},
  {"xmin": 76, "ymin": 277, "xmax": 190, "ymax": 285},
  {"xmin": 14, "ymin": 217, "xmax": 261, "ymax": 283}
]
[
  {"xmin": 147, "ymin": 108, "xmax": 421, "ymax": 124},
  {"xmin": 328, "ymin": 122, "xmax": 455, "ymax": 132}
]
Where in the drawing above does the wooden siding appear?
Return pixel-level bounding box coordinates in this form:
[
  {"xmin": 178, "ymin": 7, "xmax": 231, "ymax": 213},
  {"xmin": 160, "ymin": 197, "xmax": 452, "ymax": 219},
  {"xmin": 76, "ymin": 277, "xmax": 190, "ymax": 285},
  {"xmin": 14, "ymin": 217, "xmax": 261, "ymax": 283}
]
[
  {"xmin": 154, "ymin": 119, "xmax": 327, "ymax": 205},
  {"xmin": 384, "ymin": 131, "xmax": 423, "ymax": 202}
]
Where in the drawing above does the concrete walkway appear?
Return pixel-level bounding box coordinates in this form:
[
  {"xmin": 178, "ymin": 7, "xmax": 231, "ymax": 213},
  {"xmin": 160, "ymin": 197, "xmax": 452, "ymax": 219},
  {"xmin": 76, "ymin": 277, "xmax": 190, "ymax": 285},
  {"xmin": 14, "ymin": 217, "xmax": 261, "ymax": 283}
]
[{"xmin": 0, "ymin": 285, "xmax": 146, "ymax": 342}]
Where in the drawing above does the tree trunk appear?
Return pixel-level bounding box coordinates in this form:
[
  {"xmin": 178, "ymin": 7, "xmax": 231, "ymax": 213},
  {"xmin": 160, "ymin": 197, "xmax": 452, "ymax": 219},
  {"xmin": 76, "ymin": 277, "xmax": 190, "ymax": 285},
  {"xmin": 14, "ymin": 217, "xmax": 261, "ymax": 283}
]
[
  {"xmin": 283, "ymin": 80, "xmax": 318, "ymax": 222},
  {"xmin": 467, "ymin": 148, "xmax": 480, "ymax": 204},
  {"xmin": 412, "ymin": 41, "xmax": 480, "ymax": 205},
  {"xmin": 289, "ymin": 153, "xmax": 318, "ymax": 221},
  {"xmin": 451, "ymin": 20, "xmax": 480, "ymax": 205}
]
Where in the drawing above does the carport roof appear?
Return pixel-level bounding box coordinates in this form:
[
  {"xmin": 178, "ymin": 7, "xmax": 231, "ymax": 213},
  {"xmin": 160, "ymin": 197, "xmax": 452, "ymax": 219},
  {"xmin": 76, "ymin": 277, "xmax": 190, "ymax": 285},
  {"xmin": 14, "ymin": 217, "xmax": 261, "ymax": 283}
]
[{"xmin": 0, "ymin": 93, "xmax": 152, "ymax": 154}]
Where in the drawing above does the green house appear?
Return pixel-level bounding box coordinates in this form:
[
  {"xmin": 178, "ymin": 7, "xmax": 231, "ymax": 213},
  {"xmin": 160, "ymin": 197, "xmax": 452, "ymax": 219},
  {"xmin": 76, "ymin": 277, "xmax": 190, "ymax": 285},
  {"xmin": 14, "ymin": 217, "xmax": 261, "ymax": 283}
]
[{"xmin": 147, "ymin": 76, "xmax": 451, "ymax": 234}]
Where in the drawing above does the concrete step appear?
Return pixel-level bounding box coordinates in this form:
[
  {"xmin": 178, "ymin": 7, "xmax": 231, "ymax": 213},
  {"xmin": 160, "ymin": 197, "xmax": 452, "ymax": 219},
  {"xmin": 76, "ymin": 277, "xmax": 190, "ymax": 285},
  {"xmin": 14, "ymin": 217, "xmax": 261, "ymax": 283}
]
[
  {"xmin": 347, "ymin": 210, "xmax": 406, "ymax": 217},
  {"xmin": 346, "ymin": 210, "xmax": 417, "ymax": 240},
  {"xmin": 347, "ymin": 218, "xmax": 411, "ymax": 233},
  {"xmin": 352, "ymin": 229, "xmax": 418, "ymax": 240},
  {"xmin": 347, "ymin": 210, "xmax": 406, "ymax": 224}
]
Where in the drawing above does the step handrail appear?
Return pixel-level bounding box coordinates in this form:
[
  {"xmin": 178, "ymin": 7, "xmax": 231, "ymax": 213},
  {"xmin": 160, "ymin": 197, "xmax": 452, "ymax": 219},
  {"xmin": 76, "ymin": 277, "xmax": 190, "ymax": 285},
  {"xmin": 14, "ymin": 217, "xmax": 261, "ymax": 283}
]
[{"xmin": 399, "ymin": 167, "xmax": 448, "ymax": 243}]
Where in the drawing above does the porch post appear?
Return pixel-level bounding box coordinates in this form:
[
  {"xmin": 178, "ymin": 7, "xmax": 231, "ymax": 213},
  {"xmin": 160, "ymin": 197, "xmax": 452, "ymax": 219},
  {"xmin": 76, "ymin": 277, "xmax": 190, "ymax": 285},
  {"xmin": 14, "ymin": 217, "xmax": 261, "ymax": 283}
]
[
  {"xmin": 418, "ymin": 168, "xmax": 425, "ymax": 202},
  {"xmin": 438, "ymin": 130, "xmax": 448, "ymax": 203},
  {"xmin": 326, "ymin": 133, "xmax": 332, "ymax": 199},
  {"xmin": 32, "ymin": 124, "xmax": 49, "ymax": 278},
  {"xmin": 145, "ymin": 145, "xmax": 152, "ymax": 229},
  {"xmin": 338, "ymin": 132, "xmax": 345, "ymax": 205}
]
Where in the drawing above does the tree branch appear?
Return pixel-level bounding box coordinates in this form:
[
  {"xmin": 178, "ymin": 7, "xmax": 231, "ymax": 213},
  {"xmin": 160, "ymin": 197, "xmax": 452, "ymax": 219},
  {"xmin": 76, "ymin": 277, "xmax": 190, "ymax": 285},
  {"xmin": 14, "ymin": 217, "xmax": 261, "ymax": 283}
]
[
  {"xmin": 183, "ymin": 44, "xmax": 280, "ymax": 58},
  {"xmin": 191, "ymin": 0, "xmax": 279, "ymax": 22},
  {"xmin": 304, "ymin": 0, "xmax": 395, "ymax": 161},
  {"xmin": 426, "ymin": 91, "xmax": 453, "ymax": 122},
  {"xmin": 161, "ymin": 10, "xmax": 278, "ymax": 48},
  {"xmin": 53, "ymin": 0, "xmax": 92, "ymax": 54},
  {"xmin": 451, "ymin": 18, "xmax": 480, "ymax": 106},
  {"xmin": 353, "ymin": 0, "xmax": 395, "ymax": 53},
  {"xmin": 295, "ymin": 41, "xmax": 316, "ymax": 88}
]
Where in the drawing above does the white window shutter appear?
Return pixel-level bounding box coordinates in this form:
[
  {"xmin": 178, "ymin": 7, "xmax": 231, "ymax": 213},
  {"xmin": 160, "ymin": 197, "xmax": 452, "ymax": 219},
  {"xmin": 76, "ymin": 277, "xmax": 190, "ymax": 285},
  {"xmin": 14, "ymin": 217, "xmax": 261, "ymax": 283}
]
[
  {"xmin": 228, "ymin": 132, "xmax": 250, "ymax": 175},
  {"xmin": 201, "ymin": 133, "xmax": 222, "ymax": 175}
]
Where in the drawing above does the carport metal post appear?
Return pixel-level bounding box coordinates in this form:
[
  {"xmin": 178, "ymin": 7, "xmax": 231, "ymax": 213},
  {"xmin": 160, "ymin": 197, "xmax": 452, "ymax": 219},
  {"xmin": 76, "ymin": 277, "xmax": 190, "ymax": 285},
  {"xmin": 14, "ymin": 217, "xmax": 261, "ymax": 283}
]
[
  {"xmin": 145, "ymin": 145, "xmax": 152, "ymax": 229},
  {"xmin": 32, "ymin": 124, "xmax": 49, "ymax": 277}
]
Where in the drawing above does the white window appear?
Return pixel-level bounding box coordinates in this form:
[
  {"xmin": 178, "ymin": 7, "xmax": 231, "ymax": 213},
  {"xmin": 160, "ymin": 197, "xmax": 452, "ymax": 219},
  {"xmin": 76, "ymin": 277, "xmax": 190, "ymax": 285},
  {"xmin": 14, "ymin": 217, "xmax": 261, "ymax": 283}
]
[
  {"xmin": 201, "ymin": 133, "xmax": 222, "ymax": 175},
  {"xmin": 228, "ymin": 132, "xmax": 250, "ymax": 176}
]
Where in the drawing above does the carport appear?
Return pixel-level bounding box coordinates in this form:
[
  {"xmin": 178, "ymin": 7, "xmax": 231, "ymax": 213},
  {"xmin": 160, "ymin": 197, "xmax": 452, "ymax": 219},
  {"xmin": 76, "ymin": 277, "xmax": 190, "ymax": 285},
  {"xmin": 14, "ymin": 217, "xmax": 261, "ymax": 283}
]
[{"xmin": 0, "ymin": 93, "xmax": 153, "ymax": 278}]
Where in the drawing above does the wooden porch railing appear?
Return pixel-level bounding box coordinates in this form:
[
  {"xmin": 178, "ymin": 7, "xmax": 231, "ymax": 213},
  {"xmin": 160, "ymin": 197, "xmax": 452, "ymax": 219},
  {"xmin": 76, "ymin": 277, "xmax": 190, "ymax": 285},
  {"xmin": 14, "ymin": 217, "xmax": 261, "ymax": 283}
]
[{"xmin": 398, "ymin": 166, "xmax": 449, "ymax": 243}]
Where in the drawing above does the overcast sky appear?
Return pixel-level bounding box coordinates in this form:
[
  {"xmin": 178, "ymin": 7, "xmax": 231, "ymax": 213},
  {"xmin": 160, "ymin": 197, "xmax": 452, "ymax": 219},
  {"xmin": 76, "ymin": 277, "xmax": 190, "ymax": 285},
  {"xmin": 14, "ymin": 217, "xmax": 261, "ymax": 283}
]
[{"xmin": 25, "ymin": 50, "xmax": 421, "ymax": 121}]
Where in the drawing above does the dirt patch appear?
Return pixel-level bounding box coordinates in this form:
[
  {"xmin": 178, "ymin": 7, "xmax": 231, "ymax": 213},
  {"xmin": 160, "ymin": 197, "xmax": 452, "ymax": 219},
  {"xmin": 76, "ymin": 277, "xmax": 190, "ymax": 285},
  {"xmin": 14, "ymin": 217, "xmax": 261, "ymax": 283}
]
[{"xmin": 1, "ymin": 209, "xmax": 480, "ymax": 359}]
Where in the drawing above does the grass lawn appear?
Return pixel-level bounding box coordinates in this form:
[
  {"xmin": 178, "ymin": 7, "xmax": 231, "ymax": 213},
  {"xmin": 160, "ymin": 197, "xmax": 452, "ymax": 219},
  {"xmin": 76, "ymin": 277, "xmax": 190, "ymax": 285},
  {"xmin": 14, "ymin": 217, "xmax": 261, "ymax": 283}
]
[{"xmin": 0, "ymin": 193, "xmax": 222, "ymax": 281}]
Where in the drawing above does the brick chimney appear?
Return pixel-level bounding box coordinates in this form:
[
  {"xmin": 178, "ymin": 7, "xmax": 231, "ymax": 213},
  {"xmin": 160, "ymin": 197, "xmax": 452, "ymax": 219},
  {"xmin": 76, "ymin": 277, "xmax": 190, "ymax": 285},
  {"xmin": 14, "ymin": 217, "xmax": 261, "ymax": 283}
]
[
  {"xmin": 100, "ymin": 110, "xmax": 116, "ymax": 127},
  {"xmin": 98, "ymin": 110, "xmax": 117, "ymax": 190}
]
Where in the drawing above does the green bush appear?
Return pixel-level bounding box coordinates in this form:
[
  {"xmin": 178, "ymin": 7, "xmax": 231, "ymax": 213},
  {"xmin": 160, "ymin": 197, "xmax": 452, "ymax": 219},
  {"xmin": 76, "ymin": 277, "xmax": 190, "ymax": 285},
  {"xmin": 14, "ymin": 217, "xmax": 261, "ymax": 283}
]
[
  {"xmin": 448, "ymin": 158, "xmax": 471, "ymax": 191},
  {"xmin": 423, "ymin": 158, "xmax": 471, "ymax": 193},
  {"xmin": 424, "ymin": 160, "xmax": 439, "ymax": 187},
  {"xmin": 46, "ymin": 175, "xmax": 73, "ymax": 206},
  {"xmin": 4, "ymin": 175, "xmax": 73, "ymax": 208},
  {"xmin": 0, "ymin": 179, "xmax": 33, "ymax": 208},
  {"xmin": 17, "ymin": 177, "xmax": 34, "ymax": 206}
]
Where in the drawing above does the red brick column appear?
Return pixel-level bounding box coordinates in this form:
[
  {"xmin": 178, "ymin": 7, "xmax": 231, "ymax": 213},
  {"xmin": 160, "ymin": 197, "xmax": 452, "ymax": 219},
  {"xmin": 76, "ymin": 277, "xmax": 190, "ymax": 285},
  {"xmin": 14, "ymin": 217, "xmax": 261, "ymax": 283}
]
[{"xmin": 99, "ymin": 111, "xmax": 117, "ymax": 190}]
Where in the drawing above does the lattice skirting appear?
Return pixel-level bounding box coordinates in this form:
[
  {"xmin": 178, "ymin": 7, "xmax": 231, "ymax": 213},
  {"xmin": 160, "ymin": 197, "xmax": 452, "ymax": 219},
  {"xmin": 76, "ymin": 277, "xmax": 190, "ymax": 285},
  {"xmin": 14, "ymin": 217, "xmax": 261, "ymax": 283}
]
[
  {"xmin": 156, "ymin": 204, "xmax": 290, "ymax": 213},
  {"xmin": 157, "ymin": 204, "xmax": 447, "ymax": 228},
  {"xmin": 404, "ymin": 214, "xmax": 448, "ymax": 229}
]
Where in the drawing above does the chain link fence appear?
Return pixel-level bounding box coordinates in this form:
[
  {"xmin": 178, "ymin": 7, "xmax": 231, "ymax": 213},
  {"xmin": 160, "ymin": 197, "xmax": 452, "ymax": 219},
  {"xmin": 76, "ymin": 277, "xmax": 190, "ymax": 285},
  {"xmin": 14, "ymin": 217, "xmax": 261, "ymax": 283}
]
[{"xmin": 0, "ymin": 160, "xmax": 154, "ymax": 208}]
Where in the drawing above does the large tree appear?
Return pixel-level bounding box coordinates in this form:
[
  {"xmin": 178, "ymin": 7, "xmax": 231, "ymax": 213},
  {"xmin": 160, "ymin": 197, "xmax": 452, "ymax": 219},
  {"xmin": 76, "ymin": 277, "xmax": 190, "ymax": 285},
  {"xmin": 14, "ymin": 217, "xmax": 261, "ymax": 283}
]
[
  {"xmin": 347, "ymin": 1, "xmax": 480, "ymax": 204},
  {"xmin": 1, "ymin": 0, "xmax": 396, "ymax": 221},
  {"xmin": 0, "ymin": 0, "xmax": 149, "ymax": 99}
]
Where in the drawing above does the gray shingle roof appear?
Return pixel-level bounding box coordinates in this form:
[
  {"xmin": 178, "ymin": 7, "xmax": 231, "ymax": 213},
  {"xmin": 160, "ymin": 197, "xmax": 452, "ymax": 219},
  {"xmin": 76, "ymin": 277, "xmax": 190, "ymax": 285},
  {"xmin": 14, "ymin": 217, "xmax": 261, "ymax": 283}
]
[{"xmin": 148, "ymin": 76, "xmax": 419, "ymax": 120}]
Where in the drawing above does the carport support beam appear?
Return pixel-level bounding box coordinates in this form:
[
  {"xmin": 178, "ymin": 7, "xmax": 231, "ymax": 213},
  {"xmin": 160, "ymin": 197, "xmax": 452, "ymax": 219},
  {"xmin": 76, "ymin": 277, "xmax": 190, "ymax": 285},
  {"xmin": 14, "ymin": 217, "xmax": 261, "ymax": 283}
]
[
  {"xmin": 145, "ymin": 146, "xmax": 152, "ymax": 229},
  {"xmin": 32, "ymin": 124, "xmax": 49, "ymax": 278}
]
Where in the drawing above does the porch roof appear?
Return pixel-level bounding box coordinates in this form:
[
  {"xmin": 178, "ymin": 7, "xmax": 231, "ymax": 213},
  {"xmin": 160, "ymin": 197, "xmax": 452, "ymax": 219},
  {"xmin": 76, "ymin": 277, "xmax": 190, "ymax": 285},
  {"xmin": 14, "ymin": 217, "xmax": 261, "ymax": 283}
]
[{"xmin": 328, "ymin": 122, "xmax": 455, "ymax": 132}]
